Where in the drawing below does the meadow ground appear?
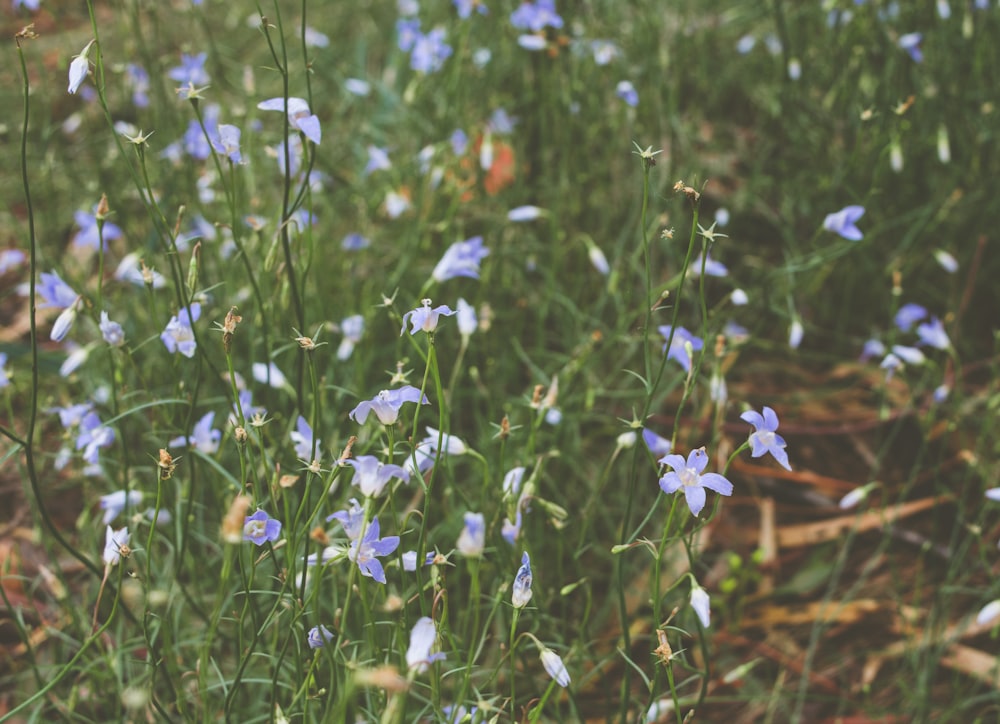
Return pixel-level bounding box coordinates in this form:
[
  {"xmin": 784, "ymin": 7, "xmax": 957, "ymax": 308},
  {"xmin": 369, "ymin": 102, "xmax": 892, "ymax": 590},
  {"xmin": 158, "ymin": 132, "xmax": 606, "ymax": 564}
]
[{"xmin": 1, "ymin": 1, "xmax": 999, "ymax": 722}]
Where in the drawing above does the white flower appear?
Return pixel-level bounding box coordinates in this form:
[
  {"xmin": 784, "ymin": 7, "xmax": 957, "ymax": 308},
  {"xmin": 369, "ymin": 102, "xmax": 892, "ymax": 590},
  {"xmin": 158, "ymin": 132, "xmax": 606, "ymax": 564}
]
[
  {"xmin": 456, "ymin": 512, "xmax": 485, "ymax": 558},
  {"xmin": 68, "ymin": 40, "xmax": 94, "ymax": 94},
  {"xmin": 690, "ymin": 584, "xmax": 711, "ymax": 628},
  {"xmin": 103, "ymin": 525, "xmax": 131, "ymax": 566},
  {"xmin": 540, "ymin": 648, "xmax": 570, "ymax": 687},
  {"xmin": 406, "ymin": 617, "xmax": 444, "ymax": 672}
]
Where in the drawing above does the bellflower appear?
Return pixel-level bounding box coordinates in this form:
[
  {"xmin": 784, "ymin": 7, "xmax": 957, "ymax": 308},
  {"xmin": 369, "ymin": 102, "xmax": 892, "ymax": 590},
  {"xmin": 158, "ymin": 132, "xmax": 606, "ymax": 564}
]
[
  {"xmin": 252, "ymin": 361, "xmax": 288, "ymax": 389},
  {"xmin": 290, "ymin": 415, "xmax": 315, "ymax": 460},
  {"xmin": 99, "ymin": 311, "xmax": 125, "ymax": 347},
  {"xmin": 456, "ymin": 298, "xmax": 477, "ymax": 338},
  {"xmin": 404, "ymin": 441, "xmax": 436, "ymax": 476},
  {"xmin": 898, "ymin": 32, "xmax": 923, "ymax": 63},
  {"xmin": 977, "ymin": 600, "xmax": 1000, "ymax": 626},
  {"xmin": 502, "ymin": 508, "xmax": 523, "ymax": 545},
  {"xmin": 410, "ymin": 28, "xmax": 453, "ymax": 73},
  {"xmin": 690, "ymin": 583, "xmax": 711, "ymax": 627},
  {"xmin": 103, "ymin": 526, "xmax": 130, "ymax": 566},
  {"xmin": 76, "ymin": 412, "xmax": 115, "ymax": 465},
  {"xmin": 350, "ymin": 386, "xmax": 428, "ymax": 425},
  {"xmin": 511, "ymin": 551, "xmax": 533, "ymax": 608},
  {"xmin": 114, "ymin": 253, "xmax": 166, "ymax": 288},
  {"xmin": 540, "ymin": 648, "xmax": 570, "ymax": 687},
  {"xmin": 615, "ymin": 80, "xmax": 638, "ymax": 107},
  {"xmin": 39, "ymin": 271, "xmax": 80, "ymax": 310},
  {"xmin": 658, "ymin": 447, "xmax": 734, "ymax": 517},
  {"xmin": 337, "ymin": 314, "xmax": 364, "ymax": 360},
  {"xmin": 125, "ymin": 63, "xmax": 150, "ymax": 107},
  {"xmin": 510, "ymin": 0, "xmax": 564, "ymax": 31},
  {"xmin": 508, "ymin": 205, "xmax": 543, "ymax": 222},
  {"xmin": 454, "ymin": 0, "xmax": 487, "ymax": 18},
  {"xmin": 789, "ymin": 319, "xmax": 804, "ymax": 349},
  {"xmin": 243, "ymin": 510, "xmax": 282, "ymax": 546},
  {"xmin": 407, "ymin": 617, "xmax": 446, "ymax": 672},
  {"xmin": 740, "ymin": 406, "xmax": 792, "ymax": 471},
  {"xmin": 50, "ymin": 402, "xmax": 93, "ymax": 429},
  {"xmin": 689, "ymin": 251, "xmax": 728, "ymax": 278},
  {"xmin": 822, "ymin": 205, "xmax": 865, "ymax": 240},
  {"xmin": 307, "ymin": 625, "xmax": 335, "ymax": 649},
  {"xmin": 328, "ymin": 498, "xmax": 365, "ymax": 539},
  {"xmin": 72, "ymin": 208, "xmax": 123, "ymax": 251},
  {"xmin": 68, "ymin": 41, "xmax": 94, "ymax": 94},
  {"xmin": 50, "ymin": 305, "xmax": 80, "ymax": 343},
  {"xmin": 257, "ymin": 97, "xmax": 322, "ymax": 145},
  {"xmin": 348, "ymin": 518, "xmax": 400, "ymax": 584},
  {"xmin": 658, "ymin": 325, "xmax": 703, "ymax": 373},
  {"xmin": 385, "ymin": 190, "xmax": 411, "ymax": 218},
  {"xmin": 456, "ymin": 512, "xmax": 485, "ymax": 557},
  {"xmin": 168, "ymin": 53, "xmax": 209, "ymax": 87},
  {"xmin": 421, "ymin": 426, "xmax": 468, "ymax": 456},
  {"xmin": 347, "ymin": 455, "xmax": 410, "ymax": 497},
  {"xmin": 0, "ymin": 353, "xmax": 9, "ymax": 389},
  {"xmin": 503, "ymin": 466, "xmax": 526, "ymax": 498},
  {"xmin": 894, "ymin": 303, "xmax": 928, "ymax": 331},
  {"xmin": 401, "ymin": 299, "xmax": 456, "ymax": 335},
  {"xmin": 0, "ymin": 249, "xmax": 26, "ymax": 275},
  {"xmin": 364, "ymin": 145, "xmax": 391, "ymax": 175},
  {"xmin": 212, "ymin": 124, "xmax": 242, "ymax": 163},
  {"xmin": 432, "ymin": 236, "xmax": 490, "ymax": 282},
  {"xmin": 916, "ymin": 317, "xmax": 950, "ymax": 350},
  {"xmin": 161, "ymin": 304, "xmax": 201, "ymax": 358},
  {"xmin": 588, "ymin": 244, "xmax": 610, "ymax": 275},
  {"xmin": 169, "ymin": 411, "xmax": 221, "ymax": 454},
  {"xmin": 99, "ymin": 490, "xmax": 143, "ymax": 524},
  {"xmin": 341, "ymin": 233, "xmax": 370, "ymax": 251}
]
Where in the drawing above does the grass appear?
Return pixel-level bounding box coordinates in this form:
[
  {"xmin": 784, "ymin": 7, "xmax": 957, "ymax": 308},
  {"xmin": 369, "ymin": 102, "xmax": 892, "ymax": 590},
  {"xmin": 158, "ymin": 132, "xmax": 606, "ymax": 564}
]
[{"xmin": 1, "ymin": 0, "xmax": 1000, "ymax": 722}]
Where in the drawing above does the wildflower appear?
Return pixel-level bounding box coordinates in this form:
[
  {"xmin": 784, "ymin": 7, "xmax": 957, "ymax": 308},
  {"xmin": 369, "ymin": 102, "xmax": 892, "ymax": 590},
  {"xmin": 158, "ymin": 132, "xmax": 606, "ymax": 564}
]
[
  {"xmin": 38, "ymin": 271, "xmax": 80, "ymax": 309},
  {"xmin": 304, "ymin": 26, "xmax": 330, "ymax": 47},
  {"xmin": 898, "ymin": 32, "xmax": 923, "ymax": 63},
  {"xmin": 456, "ymin": 512, "xmax": 485, "ymax": 557},
  {"xmin": 456, "ymin": 298, "xmax": 477, "ymax": 338},
  {"xmin": 72, "ymin": 208, "xmax": 123, "ymax": 251},
  {"xmin": 347, "ymin": 455, "xmax": 409, "ymax": 497},
  {"xmin": 252, "ymin": 361, "xmax": 288, "ymax": 389},
  {"xmin": 731, "ymin": 288, "xmax": 749, "ymax": 306},
  {"xmin": 103, "ymin": 526, "xmax": 131, "ymax": 566},
  {"xmin": 502, "ymin": 509, "xmax": 523, "ymax": 545},
  {"xmin": 290, "ymin": 416, "xmax": 315, "ymax": 460},
  {"xmin": 658, "ymin": 325, "xmax": 703, "ymax": 373},
  {"xmin": 642, "ymin": 428, "xmax": 672, "ymax": 457},
  {"xmin": 407, "ymin": 617, "xmax": 446, "ymax": 672},
  {"xmin": 243, "ymin": 510, "xmax": 282, "ymax": 546},
  {"xmin": 891, "ymin": 344, "xmax": 925, "ymax": 365},
  {"xmin": 364, "ymin": 145, "xmax": 391, "ymax": 175},
  {"xmin": 838, "ymin": 484, "xmax": 876, "ymax": 510},
  {"xmin": 328, "ymin": 498, "xmax": 365, "ymax": 540},
  {"xmin": 986, "ymin": 488, "xmax": 1000, "ymax": 502},
  {"xmin": 977, "ymin": 600, "xmax": 1000, "ymax": 626},
  {"xmin": 169, "ymin": 52, "xmax": 209, "ymax": 88},
  {"xmin": 689, "ymin": 251, "xmax": 728, "ymax": 278},
  {"xmin": 125, "ymin": 63, "xmax": 149, "ymax": 107},
  {"xmin": 161, "ymin": 304, "xmax": 201, "ymax": 358},
  {"xmin": 690, "ymin": 584, "xmax": 711, "ymax": 627},
  {"xmin": 403, "ymin": 441, "xmax": 436, "ymax": 476},
  {"xmin": 916, "ymin": 317, "xmax": 950, "ymax": 350},
  {"xmin": 658, "ymin": 447, "xmax": 734, "ymax": 517},
  {"xmin": 257, "ymin": 97, "xmax": 322, "ymax": 145},
  {"xmin": 788, "ymin": 319, "xmax": 804, "ymax": 349},
  {"xmin": 590, "ymin": 39, "xmax": 621, "ymax": 65},
  {"xmin": 307, "ymin": 625, "xmax": 335, "ymax": 649},
  {"xmin": 336, "ymin": 314, "xmax": 365, "ymax": 360},
  {"xmin": 432, "ymin": 237, "xmax": 490, "ymax": 282},
  {"xmin": 385, "ymin": 190, "xmax": 411, "ymax": 218},
  {"xmin": 0, "ymin": 353, "xmax": 9, "ymax": 389},
  {"xmin": 51, "ymin": 304, "xmax": 80, "ymax": 343},
  {"xmin": 99, "ymin": 311, "xmax": 125, "ymax": 347},
  {"xmin": 344, "ymin": 78, "xmax": 371, "ymax": 96},
  {"xmin": 454, "ymin": 0, "xmax": 487, "ymax": 18},
  {"xmin": 99, "ymin": 490, "xmax": 143, "ymax": 524},
  {"xmin": 348, "ymin": 518, "xmax": 400, "ymax": 584},
  {"xmin": 14, "ymin": 0, "xmax": 41, "ymax": 11},
  {"xmin": 0, "ymin": 249, "xmax": 26, "ymax": 275},
  {"xmin": 740, "ymin": 406, "xmax": 792, "ymax": 471},
  {"xmin": 401, "ymin": 299, "xmax": 456, "ymax": 335},
  {"xmin": 615, "ymin": 80, "xmax": 638, "ymax": 107},
  {"xmin": 350, "ymin": 386, "xmax": 428, "ymax": 425},
  {"xmin": 76, "ymin": 412, "xmax": 115, "ymax": 465},
  {"xmin": 50, "ymin": 402, "xmax": 92, "ymax": 429},
  {"xmin": 502, "ymin": 466, "xmax": 526, "ymax": 498},
  {"xmin": 895, "ymin": 303, "xmax": 928, "ymax": 331},
  {"xmin": 508, "ymin": 205, "xmax": 543, "ymax": 222},
  {"xmin": 511, "ymin": 551, "xmax": 533, "ymax": 608},
  {"xmin": 410, "ymin": 28, "xmax": 452, "ymax": 73},
  {"xmin": 68, "ymin": 41, "xmax": 94, "ymax": 94},
  {"xmin": 934, "ymin": 249, "xmax": 958, "ymax": 273},
  {"xmin": 421, "ymin": 426, "xmax": 467, "ymax": 456},
  {"xmin": 342, "ymin": 233, "xmax": 370, "ymax": 251},
  {"xmin": 510, "ymin": 0, "xmax": 563, "ymax": 31},
  {"xmin": 822, "ymin": 205, "xmax": 865, "ymax": 241},
  {"xmin": 114, "ymin": 253, "xmax": 166, "ymax": 288},
  {"xmin": 588, "ymin": 244, "xmax": 610, "ymax": 275},
  {"xmin": 169, "ymin": 411, "xmax": 221, "ymax": 454},
  {"xmin": 540, "ymin": 648, "xmax": 570, "ymax": 687},
  {"xmin": 212, "ymin": 124, "xmax": 242, "ymax": 163}
]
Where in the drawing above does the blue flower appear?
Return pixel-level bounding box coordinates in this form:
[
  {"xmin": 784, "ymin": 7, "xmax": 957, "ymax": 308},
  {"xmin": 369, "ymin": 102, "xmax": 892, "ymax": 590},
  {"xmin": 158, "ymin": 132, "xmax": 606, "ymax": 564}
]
[
  {"xmin": 211, "ymin": 124, "xmax": 242, "ymax": 163},
  {"xmin": 38, "ymin": 271, "xmax": 80, "ymax": 310},
  {"xmin": 99, "ymin": 490, "xmax": 143, "ymax": 524},
  {"xmin": 125, "ymin": 64, "xmax": 150, "ymax": 107},
  {"xmin": 67, "ymin": 41, "xmax": 93, "ymax": 95},
  {"xmin": 642, "ymin": 428, "xmax": 672, "ymax": 457},
  {"xmin": 72, "ymin": 207, "xmax": 123, "ymax": 251},
  {"xmin": 401, "ymin": 299, "xmax": 456, "ymax": 335},
  {"xmin": 76, "ymin": 411, "xmax": 115, "ymax": 465},
  {"xmin": 169, "ymin": 411, "xmax": 221, "ymax": 455},
  {"xmin": 348, "ymin": 518, "xmax": 399, "ymax": 584},
  {"xmin": 341, "ymin": 233, "xmax": 370, "ymax": 251},
  {"xmin": 916, "ymin": 317, "xmax": 950, "ymax": 350},
  {"xmin": 658, "ymin": 448, "xmax": 733, "ymax": 517},
  {"xmin": 337, "ymin": 314, "xmax": 364, "ymax": 360},
  {"xmin": 690, "ymin": 583, "xmax": 711, "ymax": 628},
  {"xmin": 290, "ymin": 415, "xmax": 315, "ymax": 460},
  {"xmin": 0, "ymin": 353, "xmax": 9, "ymax": 389},
  {"xmin": 350, "ymin": 386, "xmax": 428, "ymax": 425},
  {"xmin": 347, "ymin": 455, "xmax": 410, "ymax": 497},
  {"xmin": 406, "ymin": 616, "xmax": 446, "ymax": 672},
  {"xmin": 364, "ymin": 145, "xmax": 391, "ymax": 175},
  {"xmin": 410, "ymin": 28, "xmax": 453, "ymax": 73},
  {"xmin": 454, "ymin": 0, "xmax": 487, "ymax": 18},
  {"xmin": 456, "ymin": 512, "xmax": 485, "ymax": 557},
  {"xmin": 658, "ymin": 325, "xmax": 703, "ymax": 373},
  {"xmin": 168, "ymin": 52, "xmax": 210, "ymax": 88},
  {"xmin": 103, "ymin": 526, "xmax": 130, "ymax": 567},
  {"xmin": 432, "ymin": 236, "xmax": 490, "ymax": 282},
  {"xmin": 511, "ymin": 551, "xmax": 533, "ymax": 608},
  {"xmin": 540, "ymin": 648, "xmax": 570, "ymax": 687},
  {"xmin": 822, "ymin": 205, "xmax": 865, "ymax": 240},
  {"xmin": 740, "ymin": 407, "xmax": 791, "ymax": 471},
  {"xmin": 161, "ymin": 303, "xmax": 201, "ymax": 358},
  {"xmin": 615, "ymin": 80, "xmax": 638, "ymax": 107},
  {"xmin": 894, "ymin": 302, "xmax": 927, "ymax": 332},
  {"xmin": 257, "ymin": 97, "xmax": 321, "ymax": 145},
  {"xmin": 99, "ymin": 311, "xmax": 125, "ymax": 347},
  {"xmin": 307, "ymin": 625, "xmax": 335, "ymax": 649},
  {"xmin": 510, "ymin": 0, "xmax": 563, "ymax": 31},
  {"xmin": 243, "ymin": 510, "xmax": 282, "ymax": 546},
  {"xmin": 328, "ymin": 497, "xmax": 364, "ymax": 539},
  {"xmin": 397, "ymin": 18, "xmax": 421, "ymax": 52},
  {"xmin": 898, "ymin": 32, "xmax": 923, "ymax": 63}
]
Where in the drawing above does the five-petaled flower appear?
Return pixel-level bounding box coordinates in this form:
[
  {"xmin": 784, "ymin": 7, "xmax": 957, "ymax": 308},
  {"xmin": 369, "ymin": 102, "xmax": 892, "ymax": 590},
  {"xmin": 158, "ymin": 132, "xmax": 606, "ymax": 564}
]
[
  {"xmin": 348, "ymin": 517, "xmax": 400, "ymax": 584},
  {"xmin": 243, "ymin": 510, "xmax": 282, "ymax": 546},
  {"xmin": 740, "ymin": 406, "xmax": 792, "ymax": 471},
  {"xmin": 432, "ymin": 237, "xmax": 490, "ymax": 282},
  {"xmin": 822, "ymin": 205, "xmax": 865, "ymax": 241},
  {"xmin": 103, "ymin": 525, "xmax": 131, "ymax": 567},
  {"xmin": 658, "ymin": 325, "xmax": 704, "ymax": 373},
  {"xmin": 401, "ymin": 299, "xmax": 456, "ymax": 335},
  {"xmin": 658, "ymin": 447, "xmax": 734, "ymax": 517},
  {"xmin": 161, "ymin": 304, "xmax": 201, "ymax": 358},
  {"xmin": 169, "ymin": 411, "xmax": 221, "ymax": 455},
  {"xmin": 350, "ymin": 386, "xmax": 428, "ymax": 425},
  {"xmin": 347, "ymin": 455, "xmax": 410, "ymax": 497}
]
